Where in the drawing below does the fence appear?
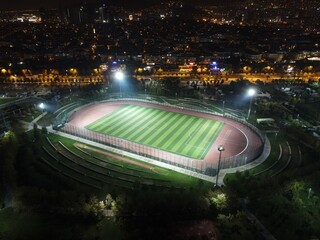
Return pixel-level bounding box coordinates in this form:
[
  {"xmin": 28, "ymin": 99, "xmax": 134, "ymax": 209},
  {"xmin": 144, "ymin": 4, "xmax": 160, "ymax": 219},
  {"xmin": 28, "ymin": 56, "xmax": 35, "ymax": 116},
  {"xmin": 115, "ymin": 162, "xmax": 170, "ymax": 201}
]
[{"xmin": 56, "ymin": 96, "xmax": 266, "ymax": 176}]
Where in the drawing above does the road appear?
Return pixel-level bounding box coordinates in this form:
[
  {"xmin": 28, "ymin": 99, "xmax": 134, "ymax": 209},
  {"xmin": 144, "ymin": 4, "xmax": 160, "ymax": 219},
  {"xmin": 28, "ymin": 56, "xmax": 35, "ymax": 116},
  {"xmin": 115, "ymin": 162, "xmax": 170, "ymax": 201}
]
[
  {"xmin": 2, "ymin": 71, "xmax": 318, "ymax": 86},
  {"xmin": 135, "ymin": 72, "xmax": 319, "ymax": 83}
]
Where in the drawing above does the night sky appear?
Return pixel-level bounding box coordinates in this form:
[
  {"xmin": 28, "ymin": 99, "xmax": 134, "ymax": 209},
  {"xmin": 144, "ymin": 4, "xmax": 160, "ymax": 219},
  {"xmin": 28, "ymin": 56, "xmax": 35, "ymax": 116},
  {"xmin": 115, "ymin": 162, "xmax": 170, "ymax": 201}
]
[
  {"xmin": 1, "ymin": 0, "xmax": 236, "ymax": 10},
  {"xmin": 2, "ymin": 0, "xmax": 83, "ymax": 10},
  {"xmin": 2, "ymin": 0, "xmax": 167, "ymax": 10},
  {"xmin": 1, "ymin": 0, "xmax": 167, "ymax": 10}
]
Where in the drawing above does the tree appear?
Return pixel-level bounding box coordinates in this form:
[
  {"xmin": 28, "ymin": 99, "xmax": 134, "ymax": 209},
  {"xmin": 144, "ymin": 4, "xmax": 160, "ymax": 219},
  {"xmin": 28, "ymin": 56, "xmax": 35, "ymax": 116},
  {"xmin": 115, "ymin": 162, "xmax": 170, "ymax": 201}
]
[
  {"xmin": 105, "ymin": 194, "xmax": 115, "ymax": 210},
  {"xmin": 33, "ymin": 123, "xmax": 40, "ymax": 140},
  {"xmin": 41, "ymin": 126, "xmax": 48, "ymax": 135}
]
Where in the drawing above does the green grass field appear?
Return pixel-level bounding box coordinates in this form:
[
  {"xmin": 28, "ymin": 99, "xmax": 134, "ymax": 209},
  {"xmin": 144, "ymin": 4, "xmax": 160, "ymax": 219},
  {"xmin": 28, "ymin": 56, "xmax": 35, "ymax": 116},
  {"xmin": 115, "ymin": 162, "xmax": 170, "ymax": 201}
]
[{"xmin": 86, "ymin": 104, "xmax": 224, "ymax": 159}]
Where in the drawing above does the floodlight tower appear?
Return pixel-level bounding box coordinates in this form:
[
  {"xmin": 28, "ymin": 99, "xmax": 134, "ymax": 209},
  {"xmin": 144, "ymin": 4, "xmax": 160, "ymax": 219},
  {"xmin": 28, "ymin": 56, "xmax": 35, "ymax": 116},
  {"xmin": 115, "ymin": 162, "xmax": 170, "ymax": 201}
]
[
  {"xmin": 114, "ymin": 71, "xmax": 124, "ymax": 97},
  {"xmin": 247, "ymin": 88, "xmax": 256, "ymax": 120},
  {"xmin": 39, "ymin": 103, "xmax": 44, "ymax": 113}
]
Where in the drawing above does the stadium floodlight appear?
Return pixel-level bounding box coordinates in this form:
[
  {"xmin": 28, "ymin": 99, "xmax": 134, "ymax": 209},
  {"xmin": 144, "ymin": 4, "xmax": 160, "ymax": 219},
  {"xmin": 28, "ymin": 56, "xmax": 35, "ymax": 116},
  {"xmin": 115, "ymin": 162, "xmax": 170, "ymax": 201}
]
[
  {"xmin": 114, "ymin": 71, "xmax": 124, "ymax": 97},
  {"xmin": 247, "ymin": 88, "xmax": 256, "ymax": 120},
  {"xmin": 215, "ymin": 145, "xmax": 225, "ymax": 187}
]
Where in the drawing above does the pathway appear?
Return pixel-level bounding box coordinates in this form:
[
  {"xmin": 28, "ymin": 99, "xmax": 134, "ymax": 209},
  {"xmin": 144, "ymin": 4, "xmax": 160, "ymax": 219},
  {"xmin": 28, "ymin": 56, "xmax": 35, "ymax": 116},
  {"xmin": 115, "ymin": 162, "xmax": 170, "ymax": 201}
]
[{"xmin": 217, "ymin": 137, "xmax": 271, "ymax": 186}]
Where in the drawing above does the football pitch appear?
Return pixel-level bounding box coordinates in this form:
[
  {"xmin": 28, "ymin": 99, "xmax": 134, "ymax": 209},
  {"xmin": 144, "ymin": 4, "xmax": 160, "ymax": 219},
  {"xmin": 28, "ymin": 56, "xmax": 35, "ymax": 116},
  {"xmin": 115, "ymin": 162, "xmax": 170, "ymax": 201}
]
[{"xmin": 85, "ymin": 104, "xmax": 224, "ymax": 159}]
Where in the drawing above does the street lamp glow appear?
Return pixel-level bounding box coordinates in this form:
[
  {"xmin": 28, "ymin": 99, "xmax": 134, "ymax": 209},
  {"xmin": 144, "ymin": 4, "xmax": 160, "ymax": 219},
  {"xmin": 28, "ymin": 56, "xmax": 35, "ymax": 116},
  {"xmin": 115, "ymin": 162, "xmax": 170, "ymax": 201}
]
[
  {"xmin": 247, "ymin": 88, "xmax": 256, "ymax": 120},
  {"xmin": 218, "ymin": 145, "xmax": 225, "ymax": 152},
  {"xmin": 39, "ymin": 102, "xmax": 45, "ymax": 114},
  {"xmin": 215, "ymin": 144, "xmax": 225, "ymax": 187},
  {"xmin": 114, "ymin": 71, "xmax": 124, "ymax": 81},
  {"xmin": 247, "ymin": 88, "xmax": 256, "ymax": 97}
]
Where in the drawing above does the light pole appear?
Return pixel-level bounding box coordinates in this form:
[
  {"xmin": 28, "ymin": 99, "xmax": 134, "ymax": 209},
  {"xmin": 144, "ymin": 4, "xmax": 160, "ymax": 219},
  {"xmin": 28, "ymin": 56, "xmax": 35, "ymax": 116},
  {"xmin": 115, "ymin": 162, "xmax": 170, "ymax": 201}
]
[
  {"xmin": 247, "ymin": 88, "xmax": 256, "ymax": 120},
  {"xmin": 215, "ymin": 145, "xmax": 225, "ymax": 187},
  {"xmin": 114, "ymin": 71, "xmax": 124, "ymax": 97},
  {"xmin": 222, "ymin": 100, "xmax": 225, "ymax": 116},
  {"xmin": 39, "ymin": 103, "xmax": 44, "ymax": 114},
  {"xmin": 38, "ymin": 102, "xmax": 45, "ymax": 125}
]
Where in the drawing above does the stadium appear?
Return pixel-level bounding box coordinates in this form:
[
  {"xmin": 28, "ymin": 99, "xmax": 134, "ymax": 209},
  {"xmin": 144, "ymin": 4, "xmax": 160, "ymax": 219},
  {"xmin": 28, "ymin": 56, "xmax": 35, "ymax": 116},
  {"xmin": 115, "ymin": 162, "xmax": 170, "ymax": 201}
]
[{"xmin": 52, "ymin": 97, "xmax": 265, "ymax": 180}]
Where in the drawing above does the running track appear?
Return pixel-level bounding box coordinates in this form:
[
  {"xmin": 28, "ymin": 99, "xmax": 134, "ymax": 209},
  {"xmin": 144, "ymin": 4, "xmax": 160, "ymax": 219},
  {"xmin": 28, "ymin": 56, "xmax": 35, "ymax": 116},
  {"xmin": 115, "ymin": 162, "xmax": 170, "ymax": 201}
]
[{"xmin": 67, "ymin": 101, "xmax": 263, "ymax": 171}]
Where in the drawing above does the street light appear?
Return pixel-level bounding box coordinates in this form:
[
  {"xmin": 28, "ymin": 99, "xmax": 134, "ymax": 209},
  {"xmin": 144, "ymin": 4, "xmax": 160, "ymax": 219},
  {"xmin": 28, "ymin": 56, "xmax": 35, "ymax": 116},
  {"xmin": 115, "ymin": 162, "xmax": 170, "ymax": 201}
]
[
  {"xmin": 247, "ymin": 88, "xmax": 256, "ymax": 120},
  {"xmin": 39, "ymin": 103, "xmax": 44, "ymax": 113},
  {"xmin": 222, "ymin": 100, "xmax": 225, "ymax": 116},
  {"xmin": 215, "ymin": 144, "xmax": 225, "ymax": 187},
  {"xmin": 114, "ymin": 71, "xmax": 124, "ymax": 97}
]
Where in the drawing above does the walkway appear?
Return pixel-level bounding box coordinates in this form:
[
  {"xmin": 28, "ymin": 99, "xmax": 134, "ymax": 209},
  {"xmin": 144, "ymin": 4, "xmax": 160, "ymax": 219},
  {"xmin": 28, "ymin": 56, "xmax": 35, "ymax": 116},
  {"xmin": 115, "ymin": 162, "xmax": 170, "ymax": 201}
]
[
  {"xmin": 217, "ymin": 137, "xmax": 271, "ymax": 185},
  {"xmin": 24, "ymin": 111, "xmax": 47, "ymax": 131}
]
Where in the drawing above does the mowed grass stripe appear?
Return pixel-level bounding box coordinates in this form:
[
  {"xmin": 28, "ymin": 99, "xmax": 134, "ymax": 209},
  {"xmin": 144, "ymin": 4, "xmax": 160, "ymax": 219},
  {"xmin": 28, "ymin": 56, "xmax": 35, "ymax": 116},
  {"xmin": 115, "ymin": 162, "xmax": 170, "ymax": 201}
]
[
  {"xmin": 107, "ymin": 107, "xmax": 154, "ymax": 136},
  {"xmin": 95, "ymin": 105, "xmax": 143, "ymax": 133},
  {"xmin": 153, "ymin": 114, "xmax": 188, "ymax": 148},
  {"xmin": 98, "ymin": 106, "xmax": 147, "ymax": 134},
  {"xmin": 182, "ymin": 119, "xmax": 212, "ymax": 146},
  {"xmin": 174, "ymin": 118, "xmax": 206, "ymax": 153},
  {"xmin": 144, "ymin": 113, "xmax": 181, "ymax": 146},
  {"xmin": 86, "ymin": 105, "xmax": 127, "ymax": 129},
  {"xmin": 86, "ymin": 104, "xmax": 225, "ymax": 159},
  {"xmin": 186, "ymin": 121, "xmax": 218, "ymax": 158},
  {"xmin": 198, "ymin": 123, "xmax": 224, "ymax": 159},
  {"xmin": 86, "ymin": 105, "xmax": 130, "ymax": 130},
  {"xmin": 135, "ymin": 111, "xmax": 175, "ymax": 143},
  {"xmin": 142, "ymin": 113, "xmax": 180, "ymax": 145},
  {"xmin": 97, "ymin": 105, "xmax": 141, "ymax": 130},
  {"xmin": 88, "ymin": 105, "xmax": 140, "ymax": 132},
  {"xmin": 179, "ymin": 119, "xmax": 213, "ymax": 157},
  {"xmin": 162, "ymin": 116, "xmax": 198, "ymax": 150},
  {"xmin": 124, "ymin": 110, "xmax": 169, "ymax": 141},
  {"xmin": 189, "ymin": 121, "xmax": 221, "ymax": 159},
  {"xmin": 118, "ymin": 108, "xmax": 163, "ymax": 139},
  {"xmin": 119, "ymin": 108, "xmax": 162, "ymax": 139},
  {"xmin": 196, "ymin": 122, "xmax": 223, "ymax": 154}
]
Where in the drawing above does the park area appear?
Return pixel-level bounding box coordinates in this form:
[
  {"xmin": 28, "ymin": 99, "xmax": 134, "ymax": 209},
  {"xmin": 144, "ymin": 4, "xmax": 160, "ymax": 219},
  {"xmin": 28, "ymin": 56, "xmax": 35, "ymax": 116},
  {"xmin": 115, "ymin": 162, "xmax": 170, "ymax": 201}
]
[
  {"xmin": 85, "ymin": 104, "xmax": 224, "ymax": 159},
  {"xmin": 0, "ymin": 97, "xmax": 18, "ymax": 105}
]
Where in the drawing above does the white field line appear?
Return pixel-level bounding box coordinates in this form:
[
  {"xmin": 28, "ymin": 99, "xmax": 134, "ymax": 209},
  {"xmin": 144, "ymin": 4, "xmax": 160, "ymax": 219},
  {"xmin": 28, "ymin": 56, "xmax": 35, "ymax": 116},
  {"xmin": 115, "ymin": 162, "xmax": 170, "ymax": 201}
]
[
  {"xmin": 184, "ymin": 124, "xmax": 203, "ymax": 145},
  {"xmin": 183, "ymin": 123, "xmax": 225, "ymax": 159}
]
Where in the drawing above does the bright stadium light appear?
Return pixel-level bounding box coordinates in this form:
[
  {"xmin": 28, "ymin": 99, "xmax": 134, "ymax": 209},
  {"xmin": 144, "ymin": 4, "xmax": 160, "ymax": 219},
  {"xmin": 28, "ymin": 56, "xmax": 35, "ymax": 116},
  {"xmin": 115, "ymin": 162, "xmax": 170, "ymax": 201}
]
[
  {"xmin": 215, "ymin": 145, "xmax": 225, "ymax": 187},
  {"xmin": 247, "ymin": 88, "xmax": 256, "ymax": 120},
  {"xmin": 114, "ymin": 71, "xmax": 124, "ymax": 97}
]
